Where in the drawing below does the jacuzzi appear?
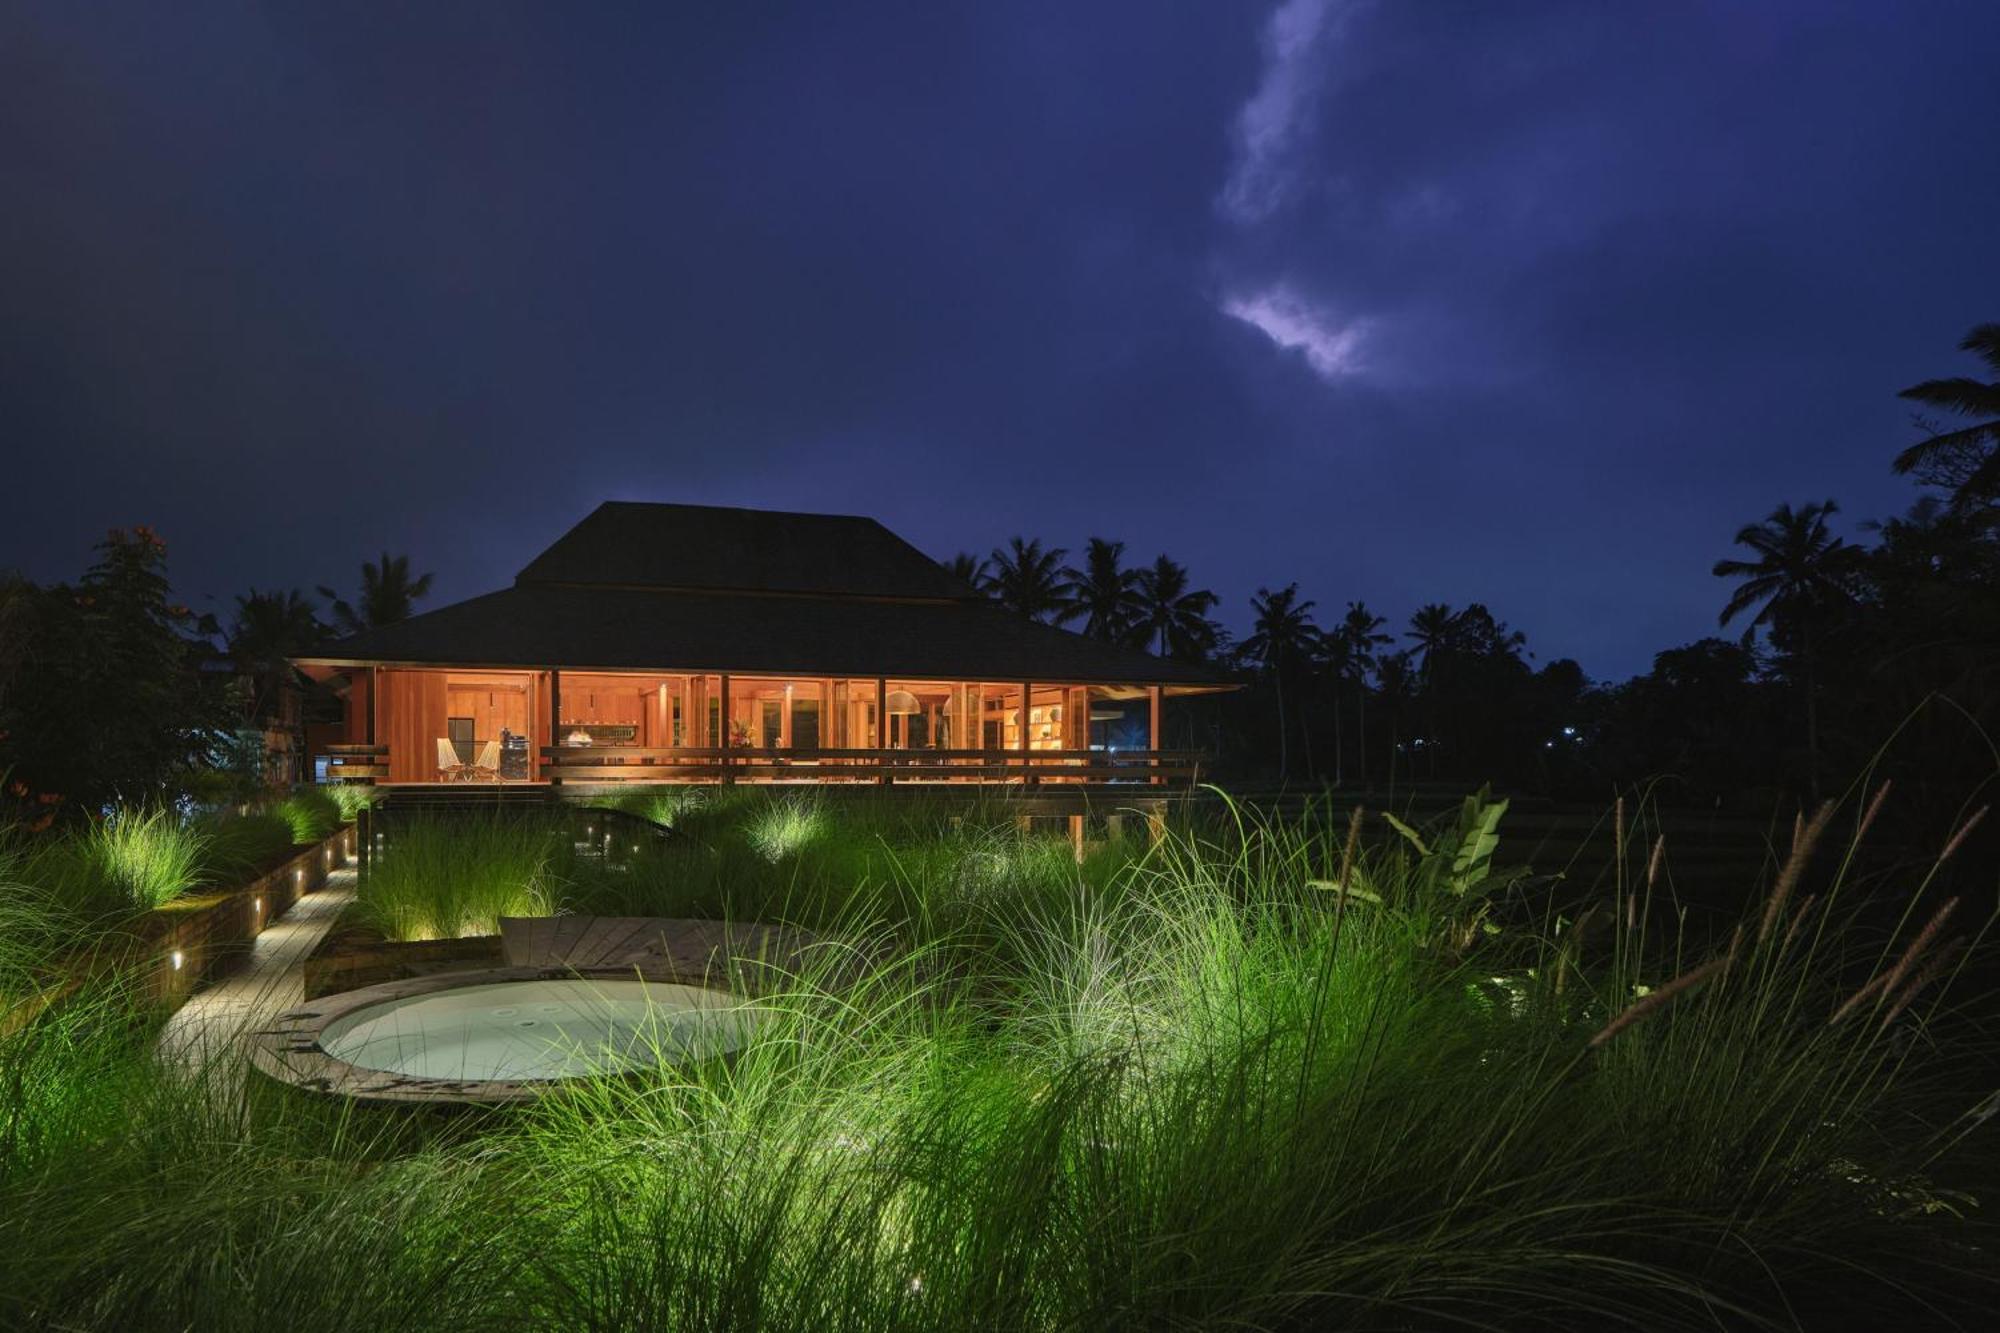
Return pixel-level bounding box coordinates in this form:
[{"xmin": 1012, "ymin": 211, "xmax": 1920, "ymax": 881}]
[{"xmin": 251, "ymin": 969, "xmax": 767, "ymax": 1103}]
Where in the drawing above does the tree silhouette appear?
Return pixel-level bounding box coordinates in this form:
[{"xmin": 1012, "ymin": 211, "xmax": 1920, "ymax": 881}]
[
  {"xmin": 1404, "ymin": 603, "xmax": 1458, "ymax": 777},
  {"xmin": 1331, "ymin": 601, "xmax": 1392, "ymax": 784},
  {"xmin": 228, "ymin": 588, "xmax": 326, "ymax": 724},
  {"xmin": 318, "ymin": 553, "xmax": 435, "ymax": 635},
  {"xmin": 1064, "ymin": 538, "xmax": 1145, "ymax": 642},
  {"xmin": 1894, "ymin": 322, "xmax": 2000, "ymax": 507},
  {"xmin": 1133, "ymin": 555, "xmax": 1220, "ymax": 661},
  {"xmin": 986, "ymin": 538, "xmax": 1074, "ymax": 622},
  {"xmin": 1712, "ymin": 500, "xmax": 1863, "ymax": 796},
  {"xmin": 946, "ymin": 552, "xmax": 990, "ymax": 592},
  {"xmin": 1243, "ymin": 583, "xmax": 1319, "ymax": 781}
]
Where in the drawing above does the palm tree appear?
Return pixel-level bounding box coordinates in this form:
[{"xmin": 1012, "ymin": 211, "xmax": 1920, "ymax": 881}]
[
  {"xmin": 318, "ymin": 553, "xmax": 435, "ymax": 635},
  {"xmin": 986, "ymin": 538, "xmax": 1074, "ymax": 623},
  {"xmin": 1405, "ymin": 602, "xmax": 1458, "ymax": 778},
  {"xmin": 946, "ymin": 552, "xmax": 990, "ymax": 592},
  {"xmin": 1243, "ymin": 583, "xmax": 1319, "ymax": 781},
  {"xmin": 1373, "ymin": 650, "xmax": 1416, "ymax": 793},
  {"xmin": 1895, "ymin": 322, "xmax": 2000, "ymax": 507},
  {"xmin": 1331, "ymin": 601, "xmax": 1392, "ymax": 785},
  {"xmin": 1062, "ymin": 538, "xmax": 1145, "ymax": 642},
  {"xmin": 1712, "ymin": 500, "xmax": 1864, "ymax": 796},
  {"xmin": 1132, "ymin": 555, "xmax": 1220, "ymax": 661},
  {"xmin": 1405, "ymin": 602, "xmax": 1460, "ymax": 679}
]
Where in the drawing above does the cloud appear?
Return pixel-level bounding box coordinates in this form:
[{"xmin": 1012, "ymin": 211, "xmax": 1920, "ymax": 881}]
[
  {"xmin": 1221, "ymin": 284, "xmax": 1367, "ymax": 380},
  {"xmin": 1218, "ymin": 0, "xmax": 1346, "ymax": 225}
]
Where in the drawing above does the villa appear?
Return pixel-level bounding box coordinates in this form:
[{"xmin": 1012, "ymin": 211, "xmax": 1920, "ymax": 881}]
[{"xmin": 297, "ymin": 501, "xmax": 1229, "ymax": 788}]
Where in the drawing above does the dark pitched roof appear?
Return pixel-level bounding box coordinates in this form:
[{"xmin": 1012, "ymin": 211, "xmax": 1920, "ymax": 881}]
[
  {"xmin": 304, "ymin": 501, "xmax": 1232, "ymax": 686},
  {"xmin": 302, "ymin": 583, "xmax": 1223, "ymax": 685},
  {"xmin": 515, "ymin": 501, "xmax": 975, "ymax": 601}
]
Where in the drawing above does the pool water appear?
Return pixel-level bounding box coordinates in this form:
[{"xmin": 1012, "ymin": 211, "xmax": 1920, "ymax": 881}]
[{"xmin": 317, "ymin": 978, "xmax": 763, "ymax": 1082}]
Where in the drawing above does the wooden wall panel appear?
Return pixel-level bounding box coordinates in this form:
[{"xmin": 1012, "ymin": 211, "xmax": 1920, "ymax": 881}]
[{"xmin": 380, "ymin": 669, "xmax": 449, "ymax": 782}]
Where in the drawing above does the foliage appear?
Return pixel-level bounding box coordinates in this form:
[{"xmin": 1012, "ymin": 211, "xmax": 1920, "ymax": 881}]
[
  {"xmin": 321, "ymin": 784, "xmax": 380, "ymax": 822},
  {"xmin": 0, "ymin": 528, "xmax": 227, "ymax": 815},
  {"xmin": 353, "ymin": 812, "xmax": 562, "ymax": 941},
  {"xmin": 1894, "ymin": 321, "xmax": 2000, "ymax": 506},
  {"xmin": 0, "ymin": 788, "xmax": 1994, "ymax": 1330},
  {"xmin": 1061, "ymin": 537, "xmax": 1145, "ymax": 642},
  {"xmin": 316, "ymin": 553, "xmax": 434, "ymax": 636},
  {"xmin": 192, "ymin": 812, "xmax": 298, "ymax": 881},
  {"xmin": 274, "ymin": 788, "xmax": 343, "ymax": 845},
  {"xmin": 984, "ymin": 537, "xmax": 1074, "ymax": 623},
  {"xmin": 1131, "ymin": 553, "xmax": 1221, "ymax": 661}
]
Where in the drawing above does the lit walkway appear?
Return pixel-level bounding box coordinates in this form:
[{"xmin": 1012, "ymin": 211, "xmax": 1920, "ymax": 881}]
[{"xmin": 156, "ymin": 866, "xmax": 355, "ymax": 1071}]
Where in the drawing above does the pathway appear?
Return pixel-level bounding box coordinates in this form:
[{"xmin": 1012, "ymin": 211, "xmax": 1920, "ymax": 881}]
[{"xmin": 156, "ymin": 866, "xmax": 355, "ymax": 1071}]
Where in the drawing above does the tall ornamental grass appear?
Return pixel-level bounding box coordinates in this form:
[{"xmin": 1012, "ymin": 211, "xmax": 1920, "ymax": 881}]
[
  {"xmin": 0, "ymin": 785, "xmax": 1991, "ymax": 1330},
  {"xmin": 354, "ymin": 812, "xmax": 564, "ymax": 941},
  {"xmin": 275, "ymin": 788, "xmax": 343, "ymax": 844}
]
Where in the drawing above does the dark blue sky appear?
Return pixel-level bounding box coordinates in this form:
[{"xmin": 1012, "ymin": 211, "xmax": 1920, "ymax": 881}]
[{"xmin": 4, "ymin": 2, "xmax": 1995, "ymax": 679}]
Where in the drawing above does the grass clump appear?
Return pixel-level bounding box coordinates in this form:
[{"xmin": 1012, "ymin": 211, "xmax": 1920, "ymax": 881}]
[
  {"xmin": 274, "ymin": 788, "xmax": 343, "ymax": 844},
  {"xmin": 745, "ymin": 791, "xmax": 829, "ymax": 861},
  {"xmin": 322, "ymin": 784, "xmax": 379, "ymax": 822},
  {"xmin": 192, "ymin": 812, "xmax": 297, "ymax": 882},
  {"xmin": 75, "ymin": 808, "xmax": 208, "ymax": 911},
  {"xmin": 354, "ymin": 812, "xmax": 564, "ymax": 941},
  {"xmin": 586, "ymin": 784, "xmax": 709, "ymax": 829}
]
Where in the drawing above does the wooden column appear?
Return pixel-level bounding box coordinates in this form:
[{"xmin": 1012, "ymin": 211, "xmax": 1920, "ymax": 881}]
[
  {"xmin": 547, "ymin": 670, "xmax": 562, "ymax": 787},
  {"xmin": 876, "ymin": 677, "xmax": 889, "ymax": 785},
  {"xmin": 720, "ymin": 673, "xmax": 734, "ymax": 784},
  {"xmin": 1148, "ymin": 685, "xmax": 1163, "ymax": 786},
  {"xmin": 1020, "ymin": 681, "xmax": 1033, "ymax": 785},
  {"xmin": 1068, "ymin": 813, "xmax": 1085, "ymax": 864}
]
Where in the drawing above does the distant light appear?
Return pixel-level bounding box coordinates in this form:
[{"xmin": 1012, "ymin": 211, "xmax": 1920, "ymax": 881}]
[
  {"xmin": 170, "ymin": 949, "xmax": 184, "ymax": 971},
  {"xmin": 1562, "ymin": 725, "xmax": 1577, "ymax": 738},
  {"xmin": 253, "ymin": 897, "xmax": 262, "ymax": 912}
]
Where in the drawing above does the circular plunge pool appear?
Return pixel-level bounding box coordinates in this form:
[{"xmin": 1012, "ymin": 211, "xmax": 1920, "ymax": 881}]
[{"xmin": 255, "ymin": 973, "xmax": 765, "ymax": 1100}]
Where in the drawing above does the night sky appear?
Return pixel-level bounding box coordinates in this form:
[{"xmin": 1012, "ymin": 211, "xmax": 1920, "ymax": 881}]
[{"xmin": 4, "ymin": 2, "xmax": 1996, "ymax": 680}]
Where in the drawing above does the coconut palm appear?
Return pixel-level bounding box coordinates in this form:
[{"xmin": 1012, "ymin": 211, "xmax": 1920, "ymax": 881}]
[
  {"xmin": 1063, "ymin": 538, "xmax": 1145, "ymax": 642},
  {"xmin": 1133, "ymin": 555, "xmax": 1221, "ymax": 661},
  {"xmin": 1405, "ymin": 603, "xmax": 1461, "ymax": 679},
  {"xmin": 1373, "ymin": 649, "xmax": 1417, "ymax": 792},
  {"xmin": 318, "ymin": 553, "xmax": 434, "ymax": 636},
  {"xmin": 1404, "ymin": 602, "xmax": 1459, "ymax": 778},
  {"xmin": 986, "ymin": 538, "xmax": 1074, "ymax": 623},
  {"xmin": 1713, "ymin": 499, "xmax": 1864, "ymax": 795},
  {"xmin": 1243, "ymin": 583, "xmax": 1319, "ymax": 781},
  {"xmin": 1331, "ymin": 601, "xmax": 1393, "ymax": 784},
  {"xmin": 945, "ymin": 552, "xmax": 990, "ymax": 592},
  {"xmin": 1894, "ymin": 322, "xmax": 2000, "ymax": 507}
]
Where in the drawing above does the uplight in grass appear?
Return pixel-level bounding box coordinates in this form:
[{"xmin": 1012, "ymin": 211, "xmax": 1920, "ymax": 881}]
[
  {"xmin": 747, "ymin": 794, "xmax": 828, "ymax": 861},
  {"xmin": 87, "ymin": 808, "xmax": 207, "ymax": 910}
]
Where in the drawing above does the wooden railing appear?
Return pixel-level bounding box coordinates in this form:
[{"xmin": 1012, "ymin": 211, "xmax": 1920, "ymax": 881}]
[
  {"xmin": 539, "ymin": 745, "xmax": 1205, "ymax": 787},
  {"xmin": 320, "ymin": 743, "xmax": 389, "ymax": 784}
]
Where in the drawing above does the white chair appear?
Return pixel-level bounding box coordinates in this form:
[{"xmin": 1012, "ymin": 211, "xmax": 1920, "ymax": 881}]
[
  {"xmin": 469, "ymin": 739, "xmax": 501, "ymax": 782},
  {"xmin": 436, "ymin": 737, "xmax": 469, "ymax": 782}
]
